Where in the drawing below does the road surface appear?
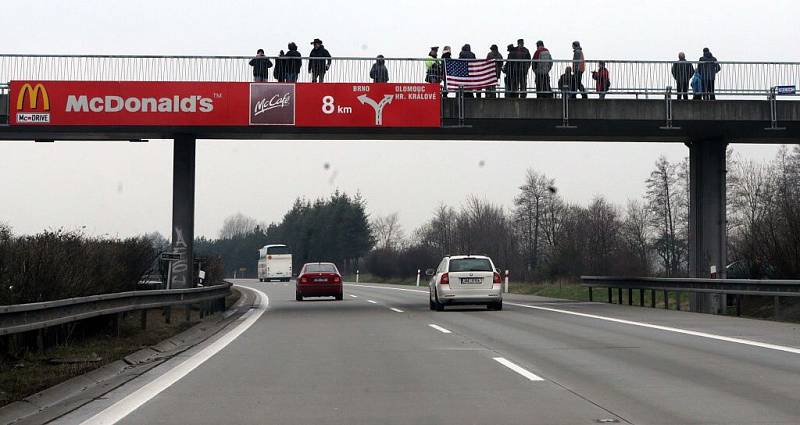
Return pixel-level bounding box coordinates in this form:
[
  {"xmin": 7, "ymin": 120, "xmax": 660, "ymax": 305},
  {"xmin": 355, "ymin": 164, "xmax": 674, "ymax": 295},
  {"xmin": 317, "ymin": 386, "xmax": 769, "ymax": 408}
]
[{"xmin": 59, "ymin": 279, "xmax": 800, "ymax": 425}]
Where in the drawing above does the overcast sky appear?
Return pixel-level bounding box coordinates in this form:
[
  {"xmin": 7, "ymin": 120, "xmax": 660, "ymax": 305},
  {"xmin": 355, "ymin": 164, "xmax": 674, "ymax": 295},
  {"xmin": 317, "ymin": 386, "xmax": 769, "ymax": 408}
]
[{"xmin": 1, "ymin": 0, "xmax": 798, "ymax": 238}]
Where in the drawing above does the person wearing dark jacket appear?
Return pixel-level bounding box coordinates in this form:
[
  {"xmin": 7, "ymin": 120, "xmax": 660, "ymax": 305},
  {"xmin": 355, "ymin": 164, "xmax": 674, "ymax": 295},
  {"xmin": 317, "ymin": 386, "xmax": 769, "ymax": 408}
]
[
  {"xmin": 516, "ymin": 39, "xmax": 532, "ymax": 98},
  {"xmin": 458, "ymin": 44, "xmax": 477, "ymax": 97},
  {"xmin": 503, "ymin": 44, "xmax": 530, "ymax": 98},
  {"xmin": 532, "ymin": 40, "xmax": 553, "ymax": 98},
  {"xmin": 274, "ymin": 50, "xmax": 286, "ymax": 82},
  {"xmin": 309, "ymin": 38, "xmax": 332, "ymax": 83},
  {"xmin": 249, "ymin": 49, "xmax": 273, "ymax": 82},
  {"xmin": 558, "ymin": 66, "xmax": 578, "ymax": 99},
  {"xmin": 671, "ymin": 52, "xmax": 694, "ymax": 100},
  {"xmin": 485, "ymin": 45, "xmax": 503, "ymax": 98},
  {"xmin": 284, "ymin": 42, "xmax": 302, "ymax": 82},
  {"xmin": 370, "ymin": 55, "xmax": 389, "ymax": 83},
  {"xmin": 698, "ymin": 47, "xmax": 721, "ymax": 100}
]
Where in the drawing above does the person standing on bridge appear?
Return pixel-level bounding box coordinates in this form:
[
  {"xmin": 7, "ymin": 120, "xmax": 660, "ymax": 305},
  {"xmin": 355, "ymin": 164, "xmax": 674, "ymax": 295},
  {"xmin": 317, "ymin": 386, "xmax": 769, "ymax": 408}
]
[
  {"xmin": 671, "ymin": 52, "xmax": 695, "ymax": 100},
  {"xmin": 516, "ymin": 39, "xmax": 532, "ymax": 98},
  {"xmin": 485, "ymin": 44, "xmax": 503, "ymax": 98},
  {"xmin": 592, "ymin": 61, "xmax": 611, "ymax": 99},
  {"xmin": 370, "ymin": 55, "xmax": 389, "ymax": 83},
  {"xmin": 504, "ymin": 44, "xmax": 526, "ymax": 98},
  {"xmin": 284, "ymin": 42, "xmax": 302, "ymax": 82},
  {"xmin": 274, "ymin": 50, "xmax": 287, "ymax": 82},
  {"xmin": 309, "ymin": 38, "xmax": 332, "ymax": 83},
  {"xmin": 572, "ymin": 41, "xmax": 588, "ymax": 99},
  {"xmin": 459, "ymin": 44, "xmax": 477, "ymax": 97},
  {"xmin": 698, "ymin": 47, "xmax": 721, "ymax": 100},
  {"xmin": 532, "ymin": 40, "xmax": 553, "ymax": 98},
  {"xmin": 249, "ymin": 49, "xmax": 273, "ymax": 82},
  {"xmin": 425, "ymin": 46, "xmax": 442, "ymax": 84},
  {"xmin": 558, "ymin": 66, "xmax": 578, "ymax": 99},
  {"xmin": 441, "ymin": 46, "xmax": 453, "ymax": 98}
]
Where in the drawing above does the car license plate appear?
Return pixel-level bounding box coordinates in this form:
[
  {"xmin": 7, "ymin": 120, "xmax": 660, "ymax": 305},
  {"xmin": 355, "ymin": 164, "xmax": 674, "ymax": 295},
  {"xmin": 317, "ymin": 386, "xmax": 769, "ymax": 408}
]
[
  {"xmin": 314, "ymin": 278, "xmax": 327, "ymax": 282},
  {"xmin": 461, "ymin": 278, "xmax": 482, "ymax": 284}
]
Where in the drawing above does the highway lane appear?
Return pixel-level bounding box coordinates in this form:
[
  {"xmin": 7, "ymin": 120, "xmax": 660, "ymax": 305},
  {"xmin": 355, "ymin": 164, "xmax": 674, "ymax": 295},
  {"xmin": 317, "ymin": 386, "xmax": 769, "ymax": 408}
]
[{"xmin": 62, "ymin": 279, "xmax": 800, "ymax": 425}]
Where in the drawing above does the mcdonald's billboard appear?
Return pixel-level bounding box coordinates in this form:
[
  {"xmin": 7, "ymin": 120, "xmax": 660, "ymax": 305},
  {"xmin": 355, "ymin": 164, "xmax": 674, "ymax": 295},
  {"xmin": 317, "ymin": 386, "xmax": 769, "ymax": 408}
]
[
  {"xmin": 9, "ymin": 81, "xmax": 251, "ymax": 126},
  {"xmin": 8, "ymin": 81, "xmax": 440, "ymax": 127}
]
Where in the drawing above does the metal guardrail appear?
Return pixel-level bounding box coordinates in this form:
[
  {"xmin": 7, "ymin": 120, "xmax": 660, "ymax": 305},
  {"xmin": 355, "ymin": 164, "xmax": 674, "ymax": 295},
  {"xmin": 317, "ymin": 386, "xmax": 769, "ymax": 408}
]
[
  {"xmin": 1, "ymin": 54, "xmax": 798, "ymax": 99},
  {"xmin": 581, "ymin": 276, "xmax": 800, "ymax": 316},
  {"xmin": 0, "ymin": 282, "xmax": 231, "ymax": 336}
]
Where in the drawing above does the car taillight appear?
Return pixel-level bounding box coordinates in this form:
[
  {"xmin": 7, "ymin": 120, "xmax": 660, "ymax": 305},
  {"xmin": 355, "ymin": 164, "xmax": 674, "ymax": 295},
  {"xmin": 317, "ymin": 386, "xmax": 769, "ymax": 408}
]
[
  {"xmin": 493, "ymin": 272, "xmax": 502, "ymax": 284},
  {"xmin": 333, "ymin": 275, "xmax": 341, "ymax": 284},
  {"xmin": 440, "ymin": 273, "xmax": 449, "ymax": 285},
  {"xmin": 299, "ymin": 276, "xmax": 308, "ymax": 284}
]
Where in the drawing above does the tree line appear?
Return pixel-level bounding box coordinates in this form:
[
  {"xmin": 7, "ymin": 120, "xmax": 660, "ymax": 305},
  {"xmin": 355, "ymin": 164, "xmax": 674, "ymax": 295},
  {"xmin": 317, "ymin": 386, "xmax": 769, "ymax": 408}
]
[
  {"xmin": 367, "ymin": 146, "xmax": 800, "ymax": 282},
  {"xmin": 195, "ymin": 191, "xmax": 373, "ymax": 277}
]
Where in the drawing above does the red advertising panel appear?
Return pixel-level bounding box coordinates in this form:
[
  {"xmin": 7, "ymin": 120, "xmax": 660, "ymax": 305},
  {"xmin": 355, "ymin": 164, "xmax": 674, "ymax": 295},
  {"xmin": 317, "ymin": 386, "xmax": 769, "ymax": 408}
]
[
  {"xmin": 10, "ymin": 81, "xmax": 250, "ymax": 126},
  {"xmin": 295, "ymin": 83, "xmax": 440, "ymax": 127},
  {"xmin": 9, "ymin": 81, "xmax": 440, "ymax": 128}
]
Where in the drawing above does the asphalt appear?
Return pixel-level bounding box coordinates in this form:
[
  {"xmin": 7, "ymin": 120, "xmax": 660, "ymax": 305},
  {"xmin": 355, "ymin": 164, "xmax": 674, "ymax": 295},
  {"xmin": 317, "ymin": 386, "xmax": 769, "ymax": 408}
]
[{"xmin": 56, "ymin": 280, "xmax": 800, "ymax": 425}]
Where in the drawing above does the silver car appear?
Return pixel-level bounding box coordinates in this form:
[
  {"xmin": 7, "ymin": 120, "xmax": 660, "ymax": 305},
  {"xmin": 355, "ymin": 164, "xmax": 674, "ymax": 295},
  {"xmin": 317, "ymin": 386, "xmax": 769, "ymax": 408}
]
[{"xmin": 428, "ymin": 255, "xmax": 503, "ymax": 311}]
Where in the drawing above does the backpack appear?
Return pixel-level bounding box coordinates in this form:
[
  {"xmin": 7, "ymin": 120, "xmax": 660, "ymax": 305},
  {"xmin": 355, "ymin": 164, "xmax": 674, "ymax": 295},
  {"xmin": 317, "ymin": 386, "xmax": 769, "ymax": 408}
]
[{"xmin": 539, "ymin": 50, "xmax": 553, "ymax": 73}]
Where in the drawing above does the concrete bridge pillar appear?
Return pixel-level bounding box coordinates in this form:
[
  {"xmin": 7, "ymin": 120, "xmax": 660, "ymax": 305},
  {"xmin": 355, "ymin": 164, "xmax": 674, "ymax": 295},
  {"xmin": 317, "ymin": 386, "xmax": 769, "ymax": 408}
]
[
  {"xmin": 169, "ymin": 135, "xmax": 196, "ymax": 289},
  {"xmin": 687, "ymin": 139, "xmax": 728, "ymax": 314}
]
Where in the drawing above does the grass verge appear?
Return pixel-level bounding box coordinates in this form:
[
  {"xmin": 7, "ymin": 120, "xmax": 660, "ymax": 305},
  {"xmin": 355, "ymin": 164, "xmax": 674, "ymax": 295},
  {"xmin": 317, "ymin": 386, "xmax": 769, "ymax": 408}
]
[{"xmin": 0, "ymin": 288, "xmax": 241, "ymax": 407}]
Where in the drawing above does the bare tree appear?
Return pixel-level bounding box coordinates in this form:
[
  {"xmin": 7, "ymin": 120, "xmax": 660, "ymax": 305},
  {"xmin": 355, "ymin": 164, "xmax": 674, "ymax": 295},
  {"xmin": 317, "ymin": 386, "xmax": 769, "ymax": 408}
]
[
  {"xmin": 514, "ymin": 169, "xmax": 555, "ymax": 274},
  {"xmin": 621, "ymin": 200, "xmax": 653, "ymax": 275},
  {"xmin": 371, "ymin": 212, "xmax": 406, "ymax": 250},
  {"xmin": 645, "ymin": 156, "xmax": 687, "ymax": 276},
  {"xmin": 218, "ymin": 212, "xmax": 259, "ymax": 239}
]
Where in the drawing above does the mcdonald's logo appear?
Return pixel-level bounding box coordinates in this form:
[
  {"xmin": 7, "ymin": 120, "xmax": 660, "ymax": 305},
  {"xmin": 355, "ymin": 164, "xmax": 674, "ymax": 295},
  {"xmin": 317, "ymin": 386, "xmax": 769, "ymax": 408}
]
[{"xmin": 16, "ymin": 83, "xmax": 50, "ymax": 111}]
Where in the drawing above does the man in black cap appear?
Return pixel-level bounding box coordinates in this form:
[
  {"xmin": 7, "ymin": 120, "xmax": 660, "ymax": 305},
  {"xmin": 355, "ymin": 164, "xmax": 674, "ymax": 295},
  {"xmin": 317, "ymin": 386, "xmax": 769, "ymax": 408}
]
[
  {"xmin": 309, "ymin": 38, "xmax": 332, "ymax": 83},
  {"xmin": 503, "ymin": 44, "xmax": 522, "ymax": 98},
  {"xmin": 425, "ymin": 46, "xmax": 441, "ymax": 83}
]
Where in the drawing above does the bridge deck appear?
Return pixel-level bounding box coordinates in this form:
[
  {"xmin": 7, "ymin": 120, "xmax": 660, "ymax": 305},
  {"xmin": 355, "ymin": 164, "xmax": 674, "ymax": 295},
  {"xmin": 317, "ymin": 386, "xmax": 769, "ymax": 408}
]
[{"xmin": 1, "ymin": 95, "xmax": 799, "ymax": 142}]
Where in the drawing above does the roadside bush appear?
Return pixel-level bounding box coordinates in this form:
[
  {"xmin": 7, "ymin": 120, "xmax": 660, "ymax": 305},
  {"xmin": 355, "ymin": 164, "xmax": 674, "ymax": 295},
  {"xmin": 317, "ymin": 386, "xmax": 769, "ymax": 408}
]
[{"xmin": 0, "ymin": 230, "xmax": 157, "ymax": 305}]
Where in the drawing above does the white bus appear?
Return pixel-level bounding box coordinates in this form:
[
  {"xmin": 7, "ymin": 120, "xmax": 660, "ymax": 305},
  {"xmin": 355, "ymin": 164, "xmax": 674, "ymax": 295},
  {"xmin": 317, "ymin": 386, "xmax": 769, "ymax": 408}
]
[{"xmin": 257, "ymin": 244, "xmax": 293, "ymax": 282}]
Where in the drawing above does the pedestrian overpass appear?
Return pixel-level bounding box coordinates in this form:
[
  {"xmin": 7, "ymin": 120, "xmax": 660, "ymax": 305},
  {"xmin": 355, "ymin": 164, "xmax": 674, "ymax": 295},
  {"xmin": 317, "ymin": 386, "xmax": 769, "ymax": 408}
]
[{"xmin": 1, "ymin": 54, "xmax": 799, "ymax": 313}]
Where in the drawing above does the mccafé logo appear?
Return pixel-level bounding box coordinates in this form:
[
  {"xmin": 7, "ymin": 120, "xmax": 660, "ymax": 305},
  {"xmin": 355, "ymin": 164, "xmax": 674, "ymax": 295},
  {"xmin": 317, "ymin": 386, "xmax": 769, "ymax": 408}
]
[{"xmin": 16, "ymin": 83, "xmax": 51, "ymax": 124}]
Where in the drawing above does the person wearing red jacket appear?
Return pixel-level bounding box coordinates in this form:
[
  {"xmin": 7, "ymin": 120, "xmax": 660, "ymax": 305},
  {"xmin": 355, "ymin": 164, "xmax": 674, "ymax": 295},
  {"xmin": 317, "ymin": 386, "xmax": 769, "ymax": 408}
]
[{"xmin": 591, "ymin": 61, "xmax": 610, "ymax": 99}]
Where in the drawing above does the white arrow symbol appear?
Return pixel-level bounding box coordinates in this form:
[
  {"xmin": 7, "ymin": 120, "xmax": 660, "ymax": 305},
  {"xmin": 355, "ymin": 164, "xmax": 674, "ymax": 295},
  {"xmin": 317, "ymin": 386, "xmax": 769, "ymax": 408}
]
[{"xmin": 357, "ymin": 94, "xmax": 394, "ymax": 126}]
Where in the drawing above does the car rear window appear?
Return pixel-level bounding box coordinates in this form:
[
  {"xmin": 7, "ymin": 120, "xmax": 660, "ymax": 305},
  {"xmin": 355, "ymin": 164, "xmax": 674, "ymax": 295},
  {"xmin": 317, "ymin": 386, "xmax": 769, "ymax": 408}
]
[
  {"xmin": 305, "ymin": 264, "xmax": 337, "ymax": 273},
  {"xmin": 448, "ymin": 258, "xmax": 493, "ymax": 272}
]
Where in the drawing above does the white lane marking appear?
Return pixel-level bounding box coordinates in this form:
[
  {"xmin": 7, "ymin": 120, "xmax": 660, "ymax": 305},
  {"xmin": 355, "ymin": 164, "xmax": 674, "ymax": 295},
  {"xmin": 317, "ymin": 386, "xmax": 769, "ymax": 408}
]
[
  {"xmin": 390, "ymin": 308, "xmax": 404, "ymax": 313},
  {"xmin": 346, "ymin": 283, "xmax": 427, "ymax": 294},
  {"xmin": 349, "ymin": 294, "xmax": 358, "ymax": 298},
  {"xmin": 506, "ymin": 302, "xmax": 800, "ymax": 355},
  {"xmin": 80, "ymin": 286, "xmax": 269, "ymax": 425},
  {"xmin": 428, "ymin": 324, "xmax": 452, "ymax": 334},
  {"xmin": 493, "ymin": 357, "xmax": 545, "ymax": 382},
  {"xmin": 349, "ymin": 284, "xmax": 800, "ymax": 356},
  {"xmin": 367, "ymin": 300, "xmax": 378, "ymax": 304}
]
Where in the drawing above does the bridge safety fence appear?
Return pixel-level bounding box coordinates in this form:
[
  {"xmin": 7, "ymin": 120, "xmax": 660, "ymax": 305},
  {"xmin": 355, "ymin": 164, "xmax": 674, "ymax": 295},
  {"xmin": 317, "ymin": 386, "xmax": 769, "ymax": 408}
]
[{"xmin": 1, "ymin": 55, "xmax": 799, "ymax": 99}]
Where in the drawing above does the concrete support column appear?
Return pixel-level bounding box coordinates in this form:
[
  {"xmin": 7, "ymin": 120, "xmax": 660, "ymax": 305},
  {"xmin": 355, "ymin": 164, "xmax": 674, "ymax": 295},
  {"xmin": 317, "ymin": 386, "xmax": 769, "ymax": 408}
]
[
  {"xmin": 169, "ymin": 135, "xmax": 196, "ymax": 289},
  {"xmin": 687, "ymin": 139, "xmax": 728, "ymax": 313}
]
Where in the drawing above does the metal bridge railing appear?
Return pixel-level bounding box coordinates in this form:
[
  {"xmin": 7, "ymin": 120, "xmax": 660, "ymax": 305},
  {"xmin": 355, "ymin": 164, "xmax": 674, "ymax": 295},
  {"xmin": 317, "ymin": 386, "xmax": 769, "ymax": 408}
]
[
  {"xmin": 0, "ymin": 54, "xmax": 798, "ymax": 99},
  {"xmin": 0, "ymin": 83, "xmax": 8, "ymax": 126}
]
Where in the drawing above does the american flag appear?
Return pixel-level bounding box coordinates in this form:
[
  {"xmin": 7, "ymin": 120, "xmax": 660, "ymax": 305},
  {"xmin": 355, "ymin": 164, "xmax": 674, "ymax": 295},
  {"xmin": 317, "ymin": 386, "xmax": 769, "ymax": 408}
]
[{"xmin": 444, "ymin": 59, "xmax": 498, "ymax": 89}]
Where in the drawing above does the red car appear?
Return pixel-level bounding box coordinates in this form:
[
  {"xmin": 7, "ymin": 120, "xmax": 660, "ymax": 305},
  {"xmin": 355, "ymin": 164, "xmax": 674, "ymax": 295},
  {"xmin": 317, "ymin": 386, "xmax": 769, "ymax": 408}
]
[{"xmin": 296, "ymin": 262, "xmax": 343, "ymax": 301}]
